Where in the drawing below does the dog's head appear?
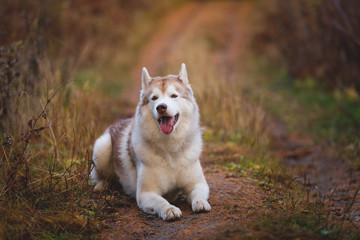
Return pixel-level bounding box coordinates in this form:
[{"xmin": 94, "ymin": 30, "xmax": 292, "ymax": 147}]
[{"xmin": 139, "ymin": 63, "xmax": 198, "ymax": 136}]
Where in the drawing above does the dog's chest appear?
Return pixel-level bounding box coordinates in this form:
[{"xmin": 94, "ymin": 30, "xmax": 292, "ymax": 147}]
[{"xmin": 154, "ymin": 158, "xmax": 196, "ymax": 191}]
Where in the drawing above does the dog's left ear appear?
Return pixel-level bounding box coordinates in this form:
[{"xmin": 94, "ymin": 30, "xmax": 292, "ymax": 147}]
[{"xmin": 178, "ymin": 63, "xmax": 189, "ymax": 84}]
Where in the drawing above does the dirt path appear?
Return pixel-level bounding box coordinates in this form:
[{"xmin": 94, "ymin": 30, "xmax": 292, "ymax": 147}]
[
  {"xmin": 274, "ymin": 129, "xmax": 360, "ymax": 209},
  {"xmin": 99, "ymin": 165, "xmax": 264, "ymax": 240},
  {"xmin": 131, "ymin": 1, "xmax": 254, "ymax": 89}
]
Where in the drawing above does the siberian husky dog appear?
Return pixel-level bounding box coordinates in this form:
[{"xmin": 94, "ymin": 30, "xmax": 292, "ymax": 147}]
[{"xmin": 90, "ymin": 63, "xmax": 211, "ymax": 220}]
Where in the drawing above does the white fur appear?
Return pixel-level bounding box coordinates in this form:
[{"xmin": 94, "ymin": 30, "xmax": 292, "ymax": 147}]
[
  {"xmin": 91, "ymin": 63, "xmax": 211, "ymax": 220},
  {"xmin": 179, "ymin": 63, "xmax": 189, "ymax": 84},
  {"xmin": 142, "ymin": 67, "xmax": 151, "ymax": 89},
  {"xmin": 90, "ymin": 130, "xmax": 112, "ymax": 187}
]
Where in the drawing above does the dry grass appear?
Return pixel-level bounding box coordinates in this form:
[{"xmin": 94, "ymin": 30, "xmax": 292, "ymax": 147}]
[
  {"xmin": 0, "ymin": 1, "xmax": 167, "ymax": 238},
  {"xmin": 163, "ymin": 36, "xmax": 269, "ymax": 149},
  {"xmin": 0, "ymin": 44, "xmax": 114, "ymax": 238},
  {"xmin": 257, "ymin": 0, "xmax": 360, "ymax": 92},
  {"xmin": 1, "ymin": 0, "xmax": 359, "ymax": 239}
]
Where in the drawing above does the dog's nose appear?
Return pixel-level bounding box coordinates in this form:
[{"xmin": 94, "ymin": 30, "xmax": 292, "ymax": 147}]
[{"xmin": 156, "ymin": 103, "xmax": 167, "ymax": 113}]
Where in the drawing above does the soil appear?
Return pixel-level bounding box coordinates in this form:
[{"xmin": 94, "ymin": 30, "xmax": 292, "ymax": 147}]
[
  {"xmin": 273, "ymin": 130, "xmax": 360, "ymax": 212},
  {"xmin": 99, "ymin": 164, "xmax": 265, "ymax": 240},
  {"xmin": 99, "ymin": 1, "xmax": 359, "ymax": 239}
]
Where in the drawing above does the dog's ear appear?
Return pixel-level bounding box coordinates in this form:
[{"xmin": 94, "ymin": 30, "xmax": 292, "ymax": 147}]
[
  {"xmin": 141, "ymin": 67, "xmax": 151, "ymax": 88},
  {"xmin": 178, "ymin": 63, "xmax": 189, "ymax": 84}
]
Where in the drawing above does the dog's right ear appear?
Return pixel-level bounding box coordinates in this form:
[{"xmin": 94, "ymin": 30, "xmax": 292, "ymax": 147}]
[{"xmin": 141, "ymin": 67, "xmax": 151, "ymax": 89}]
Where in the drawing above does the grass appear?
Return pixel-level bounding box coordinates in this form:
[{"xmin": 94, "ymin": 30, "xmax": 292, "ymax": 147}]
[
  {"xmin": 162, "ymin": 34, "xmax": 270, "ymax": 150},
  {"xmin": 160, "ymin": 21, "xmax": 359, "ymax": 238},
  {"xmin": 253, "ymin": 57, "xmax": 360, "ymax": 167},
  {"xmin": 0, "ymin": 61, "xmax": 105, "ymax": 238},
  {"xmin": 0, "ymin": 1, "xmax": 168, "ymax": 238}
]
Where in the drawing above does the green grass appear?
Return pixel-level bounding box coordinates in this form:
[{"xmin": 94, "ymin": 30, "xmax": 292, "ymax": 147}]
[
  {"xmin": 250, "ymin": 57, "xmax": 360, "ymax": 166},
  {"xmin": 268, "ymin": 75, "xmax": 360, "ymax": 141}
]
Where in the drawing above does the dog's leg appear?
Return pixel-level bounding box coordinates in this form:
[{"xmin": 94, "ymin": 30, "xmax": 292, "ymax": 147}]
[
  {"xmin": 184, "ymin": 163, "xmax": 211, "ymax": 212},
  {"xmin": 187, "ymin": 181, "xmax": 211, "ymax": 212},
  {"xmin": 137, "ymin": 191, "xmax": 182, "ymax": 220}
]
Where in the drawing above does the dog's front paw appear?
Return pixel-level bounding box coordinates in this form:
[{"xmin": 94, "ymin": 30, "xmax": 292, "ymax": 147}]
[
  {"xmin": 160, "ymin": 205, "xmax": 182, "ymax": 221},
  {"xmin": 93, "ymin": 181, "xmax": 107, "ymax": 192},
  {"xmin": 192, "ymin": 199, "xmax": 211, "ymax": 212}
]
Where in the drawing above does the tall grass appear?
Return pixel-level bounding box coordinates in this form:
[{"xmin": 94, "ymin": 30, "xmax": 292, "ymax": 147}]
[
  {"xmin": 0, "ymin": 42, "xmax": 117, "ymax": 238},
  {"xmin": 0, "ymin": 1, "xmax": 177, "ymax": 238},
  {"xmin": 258, "ymin": 0, "xmax": 360, "ymax": 92},
  {"xmin": 163, "ymin": 37, "xmax": 269, "ymax": 148}
]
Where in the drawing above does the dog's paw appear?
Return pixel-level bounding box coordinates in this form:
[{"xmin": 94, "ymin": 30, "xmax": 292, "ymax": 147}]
[
  {"xmin": 93, "ymin": 181, "xmax": 107, "ymax": 192},
  {"xmin": 160, "ymin": 205, "xmax": 182, "ymax": 221},
  {"xmin": 192, "ymin": 199, "xmax": 211, "ymax": 212}
]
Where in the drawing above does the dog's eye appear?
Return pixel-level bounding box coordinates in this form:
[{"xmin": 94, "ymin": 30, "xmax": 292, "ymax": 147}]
[
  {"xmin": 171, "ymin": 94, "xmax": 178, "ymax": 98},
  {"xmin": 151, "ymin": 96, "xmax": 158, "ymax": 101}
]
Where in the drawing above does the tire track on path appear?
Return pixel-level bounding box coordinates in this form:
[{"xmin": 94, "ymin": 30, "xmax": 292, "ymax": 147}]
[{"xmin": 131, "ymin": 2, "xmax": 203, "ymax": 91}]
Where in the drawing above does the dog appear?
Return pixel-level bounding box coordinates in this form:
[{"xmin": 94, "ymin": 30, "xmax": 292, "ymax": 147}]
[{"xmin": 90, "ymin": 63, "xmax": 211, "ymax": 220}]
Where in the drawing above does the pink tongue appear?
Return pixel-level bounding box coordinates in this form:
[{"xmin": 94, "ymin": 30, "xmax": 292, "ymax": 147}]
[{"xmin": 160, "ymin": 117, "xmax": 173, "ymax": 134}]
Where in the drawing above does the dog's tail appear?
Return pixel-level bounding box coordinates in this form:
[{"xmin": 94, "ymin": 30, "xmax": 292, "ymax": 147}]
[{"xmin": 90, "ymin": 129, "xmax": 113, "ymax": 190}]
